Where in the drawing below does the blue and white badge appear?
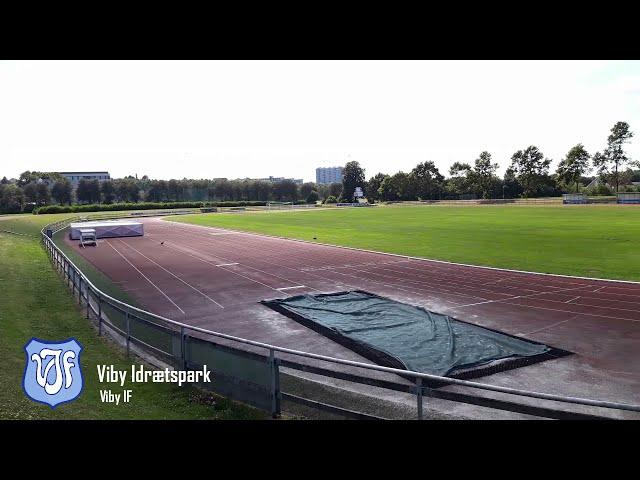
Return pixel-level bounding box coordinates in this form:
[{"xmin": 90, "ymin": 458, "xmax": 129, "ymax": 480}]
[{"xmin": 23, "ymin": 338, "xmax": 84, "ymax": 408}]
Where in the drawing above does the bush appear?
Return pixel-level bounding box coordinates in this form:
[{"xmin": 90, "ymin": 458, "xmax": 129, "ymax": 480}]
[
  {"xmin": 619, "ymin": 184, "xmax": 640, "ymax": 193},
  {"xmin": 306, "ymin": 191, "xmax": 320, "ymax": 204},
  {"xmin": 22, "ymin": 203, "xmax": 36, "ymax": 213},
  {"xmin": 34, "ymin": 201, "xmax": 270, "ymax": 215},
  {"xmin": 584, "ymin": 184, "xmax": 614, "ymax": 196},
  {"xmin": 324, "ymin": 195, "xmax": 338, "ymax": 204},
  {"xmin": 33, "ymin": 205, "xmax": 67, "ymax": 214}
]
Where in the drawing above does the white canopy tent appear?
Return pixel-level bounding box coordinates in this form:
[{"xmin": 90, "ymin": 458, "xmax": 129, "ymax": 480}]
[{"xmin": 69, "ymin": 220, "xmax": 144, "ymax": 240}]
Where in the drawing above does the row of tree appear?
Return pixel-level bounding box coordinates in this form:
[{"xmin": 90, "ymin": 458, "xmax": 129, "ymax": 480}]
[
  {"xmin": 339, "ymin": 121, "xmax": 638, "ymax": 202},
  {"xmin": 0, "ymin": 174, "xmax": 346, "ymax": 213},
  {"xmin": 1, "ymin": 121, "xmax": 637, "ymax": 214}
]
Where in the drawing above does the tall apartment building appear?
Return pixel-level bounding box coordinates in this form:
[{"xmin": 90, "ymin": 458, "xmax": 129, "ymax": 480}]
[{"xmin": 316, "ymin": 166, "xmax": 343, "ymax": 185}]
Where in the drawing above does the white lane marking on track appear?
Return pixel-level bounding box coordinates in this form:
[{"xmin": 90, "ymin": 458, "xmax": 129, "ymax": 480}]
[
  {"xmin": 157, "ymin": 217, "xmax": 640, "ymax": 314},
  {"xmin": 154, "ymin": 219, "xmax": 640, "ymax": 321},
  {"xmin": 523, "ymin": 318, "xmax": 574, "ymax": 336},
  {"xmin": 184, "ymin": 238, "xmax": 391, "ymax": 296},
  {"xmin": 313, "ymin": 265, "xmax": 475, "ymax": 303},
  {"xmin": 276, "ymin": 285, "xmax": 306, "ymax": 291},
  {"xmin": 151, "ymin": 221, "xmax": 502, "ymax": 302},
  {"xmin": 482, "ymin": 278, "xmax": 509, "ymax": 286},
  {"xmin": 159, "ymin": 217, "xmax": 640, "ymax": 288},
  {"xmin": 450, "ymin": 284, "xmax": 595, "ymax": 309},
  {"xmin": 105, "ymin": 241, "xmax": 185, "ymax": 314},
  {"xmin": 565, "ymin": 296, "xmax": 581, "ymax": 304},
  {"xmin": 387, "ymin": 261, "xmax": 578, "ymax": 292},
  {"xmin": 150, "ymin": 232, "xmax": 323, "ymax": 292},
  {"xmin": 334, "ymin": 264, "xmax": 491, "ymax": 301},
  {"xmin": 300, "ymin": 259, "xmax": 412, "ymax": 272},
  {"xmin": 179, "ymin": 229, "xmax": 510, "ymax": 304},
  {"xmin": 169, "ymin": 225, "xmax": 473, "ymax": 303},
  {"xmin": 154, "ymin": 221, "xmax": 570, "ymax": 310},
  {"xmin": 500, "ymin": 301, "xmax": 640, "ymax": 323},
  {"xmin": 509, "ymin": 297, "xmax": 640, "ymax": 315},
  {"xmin": 152, "ymin": 222, "xmax": 480, "ymax": 304},
  {"xmin": 361, "ymin": 264, "xmax": 528, "ymax": 296},
  {"xmin": 159, "ymin": 242, "xmax": 282, "ymax": 291},
  {"xmin": 294, "ymin": 248, "xmax": 523, "ymax": 297},
  {"xmin": 117, "ymin": 240, "xmax": 224, "ymax": 309},
  {"xmin": 183, "ymin": 232, "xmax": 455, "ymax": 299}
]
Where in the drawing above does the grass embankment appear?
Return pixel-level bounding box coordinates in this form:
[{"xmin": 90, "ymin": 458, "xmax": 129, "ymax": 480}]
[
  {"xmin": 169, "ymin": 205, "xmax": 640, "ymax": 282},
  {"xmin": 0, "ymin": 213, "xmax": 74, "ymax": 237},
  {"xmin": 0, "ymin": 214, "xmax": 265, "ymax": 419}
]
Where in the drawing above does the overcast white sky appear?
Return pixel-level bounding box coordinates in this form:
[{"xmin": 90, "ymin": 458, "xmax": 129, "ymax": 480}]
[{"xmin": 1, "ymin": 60, "xmax": 639, "ymax": 182}]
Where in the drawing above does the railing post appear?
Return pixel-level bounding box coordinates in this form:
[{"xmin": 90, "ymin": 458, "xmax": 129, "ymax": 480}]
[
  {"xmin": 86, "ymin": 285, "xmax": 91, "ymax": 319},
  {"xmin": 274, "ymin": 357, "xmax": 281, "ymax": 417},
  {"xmin": 78, "ymin": 275, "xmax": 83, "ymax": 305},
  {"xmin": 416, "ymin": 378, "xmax": 423, "ymax": 420},
  {"xmin": 126, "ymin": 311, "xmax": 130, "ymax": 357},
  {"xmin": 269, "ymin": 349, "xmax": 281, "ymax": 419},
  {"xmin": 180, "ymin": 326, "xmax": 187, "ymax": 370},
  {"xmin": 97, "ymin": 294, "xmax": 102, "ymax": 336}
]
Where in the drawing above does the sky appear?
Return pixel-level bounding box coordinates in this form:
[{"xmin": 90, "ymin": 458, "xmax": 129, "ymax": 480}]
[{"xmin": 1, "ymin": 60, "xmax": 639, "ymax": 183}]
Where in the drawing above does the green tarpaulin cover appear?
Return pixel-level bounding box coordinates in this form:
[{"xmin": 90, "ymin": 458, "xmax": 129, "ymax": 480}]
[{"xmin": 263, "ymin": 290, "xmax": 567, "ymax": 379}]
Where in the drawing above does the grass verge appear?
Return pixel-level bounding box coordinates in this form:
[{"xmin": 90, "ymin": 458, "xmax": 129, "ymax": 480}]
[{"xmin": 0, "ymin": 214, "xmax": 266, "ymax": 419}]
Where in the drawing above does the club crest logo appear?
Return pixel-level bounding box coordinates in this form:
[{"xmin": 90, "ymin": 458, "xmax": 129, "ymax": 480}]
[{"xmin": 23, "ymin": 338, "xmax": 83, "ymax": 408}]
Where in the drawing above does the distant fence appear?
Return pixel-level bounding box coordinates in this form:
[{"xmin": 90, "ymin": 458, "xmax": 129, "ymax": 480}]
[
  {"xmin": 40, "ymin": 215, "xmax": 640, "ymax": 420},
  {"xmin": 384, "ymin": 196, "xmax": 628, "ymax": 207},
  {"xmin": 384, "ymin": 198, "xmax": 563, "ymax": 206},
  {"xmin": 336, "ymin": 203, "xmax": 374, "ymax": 207},
  {"xmin": 617, "ymin": 192, "xmax": 640, "ymax": 204},
  {"xmin": 563, "ymin": 194, "xmax": 587, "ymax": 205}
]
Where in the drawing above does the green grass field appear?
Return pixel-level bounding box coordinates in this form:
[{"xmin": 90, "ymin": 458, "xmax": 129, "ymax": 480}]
[
  {"xmin": 0, "ymin": 215, "xmax": 265, "ymax": 419},
  {"xmin": 170, "ymin": 205, "xmax": 640, "ymax": 282},
  {"xmin": 0, "ymin": 213, "xmax": 75, "ymax": 237}
]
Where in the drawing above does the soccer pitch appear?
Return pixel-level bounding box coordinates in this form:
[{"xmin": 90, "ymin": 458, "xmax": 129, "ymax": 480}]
[{"xmin": 169, "ymin": 205, "xmax": 640, "ymax": 282}]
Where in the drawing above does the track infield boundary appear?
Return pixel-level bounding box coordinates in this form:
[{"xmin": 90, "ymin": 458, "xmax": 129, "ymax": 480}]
[{"xmin": 162, "ymin": 216, "xmax": 640, "ymax": 286}]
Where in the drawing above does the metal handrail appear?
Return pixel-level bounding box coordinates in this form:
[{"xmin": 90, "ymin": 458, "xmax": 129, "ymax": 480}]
[{"xmin": 41, "ymin": 216, "xmax": 640, "ymax": 416}]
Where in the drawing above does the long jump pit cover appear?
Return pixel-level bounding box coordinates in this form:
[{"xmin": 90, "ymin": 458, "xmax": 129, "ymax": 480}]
[
  {"xmin": 69, "ymin": 220, "xmax": 144, "ymax": 240},
  {"xmin": 262, "ymin": 290, "xmax": 570, "ymax": 383}
]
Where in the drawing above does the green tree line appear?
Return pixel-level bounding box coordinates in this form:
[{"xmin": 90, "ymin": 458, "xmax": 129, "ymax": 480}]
[
  {"xmin": 344, "ymin": 121, "xmax": 638, "ymax": 203},
  {"xmin": 1, "ymin": 122, "xmax": 638, "ymax": 214},
  {"xmin": 0, "ymin": 174, "xmax": 344, "ymax": 214}
]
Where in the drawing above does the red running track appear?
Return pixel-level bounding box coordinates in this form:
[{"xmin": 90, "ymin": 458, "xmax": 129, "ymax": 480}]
[{"xmin": 63, "ymin": 217, "xmax": 640, "ymax": 419}]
